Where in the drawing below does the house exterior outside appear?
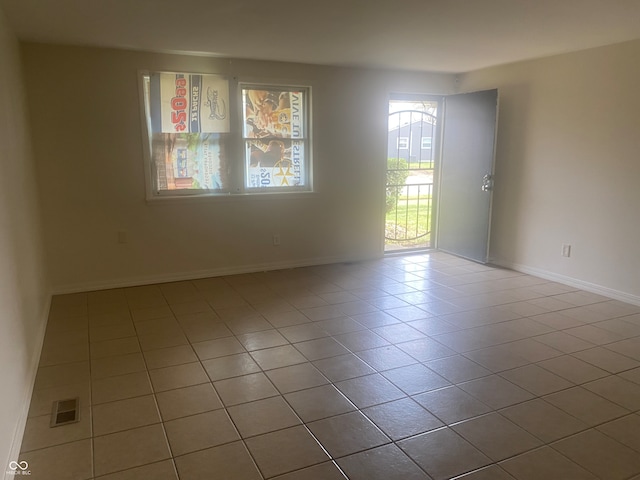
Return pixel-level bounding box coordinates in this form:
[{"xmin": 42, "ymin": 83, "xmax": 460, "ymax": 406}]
[{"xmin": 387, "ymin": 117, "xmax": 437, "ymax": 163}]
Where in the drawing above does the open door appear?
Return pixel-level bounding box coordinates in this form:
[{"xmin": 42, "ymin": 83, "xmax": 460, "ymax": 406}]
[
  {"xmin": 437, "ymin": 89, "xmax": 498, "ymax": 263},
  {"xmin": 385, "ymin": 97, "xmax": 440, "ymax": 252}
]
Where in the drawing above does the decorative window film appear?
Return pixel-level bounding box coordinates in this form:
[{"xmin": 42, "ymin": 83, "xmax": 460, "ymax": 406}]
[
  {"xmin": 242, "ymin": 86, "xmax": 310, "ymax": 190},
  {"xmin": 141, "ymin": 73, "xmax": 312, "ymax": 197},
  {"xmin": 142, "ymin": 72, "xmax": 233, "ymax": 194}
]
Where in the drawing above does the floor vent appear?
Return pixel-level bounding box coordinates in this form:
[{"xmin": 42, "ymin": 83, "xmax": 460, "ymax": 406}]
[{"xmin": 50, "ymin": 398, "xmax": 79, "ymax": 427}]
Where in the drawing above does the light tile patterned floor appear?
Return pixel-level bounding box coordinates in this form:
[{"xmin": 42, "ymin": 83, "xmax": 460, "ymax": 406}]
[{"xmin": 18, "ymin": 252, "xmax": 640, "ymax": 479}]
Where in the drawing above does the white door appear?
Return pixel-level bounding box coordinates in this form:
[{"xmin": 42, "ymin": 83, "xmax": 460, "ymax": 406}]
[{"xmin": 437, "ymin": 89, "xmax": 498, "ymax": 263}]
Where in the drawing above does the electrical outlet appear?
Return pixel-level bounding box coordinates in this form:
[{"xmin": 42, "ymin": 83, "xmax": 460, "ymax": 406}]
[
  {"xmin": 562, "ymin": 244, "xmax": 571, "ymax": 257},
  {"xmin": 273, "ymin": 234, "xmax": 280, "ymax": 246}
]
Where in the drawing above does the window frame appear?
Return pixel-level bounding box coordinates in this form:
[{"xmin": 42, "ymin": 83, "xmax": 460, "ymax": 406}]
[
  {"xmin": 239, "ymin": 83, "xmax": 312, "ymax": 193},
  {"xmin": 138, "ymin": 71, "xmax": 313, "ymax": 200},
  {"xmin": 397, "ymin": 137, "xmax": 409, "ymax": 149},
  {"xmin": 421, "ymin": 136, "xmax": 432, "ymax": 149}
]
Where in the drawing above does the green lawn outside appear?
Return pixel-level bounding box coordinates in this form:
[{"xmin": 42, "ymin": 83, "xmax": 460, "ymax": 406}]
[
  {"xmin": 387, "ymin": 164, "xmax": 433, "ymax": 175},
  {"xmin": 408, "ymin": 162, "xmax": 434, "ymax": 170},
  {"xmin": 385, "ymin": 195, "xmax": 432, "ymax": 248}
]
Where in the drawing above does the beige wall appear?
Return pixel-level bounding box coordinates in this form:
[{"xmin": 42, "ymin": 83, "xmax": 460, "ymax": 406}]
[
  {"xmin": 0, "ymin": 11, "xmax": 50, "ymax": 473},
  {"xmin": 21, "ymin": 43, "xmax": 455, "ymax": 292},
  {"xmin": 17, "ymin": 40, "xmax": 640, "ymax": 301},
  {"xmin": 458, "ymin": 39, "xmax": 640, "ymax": 302}
]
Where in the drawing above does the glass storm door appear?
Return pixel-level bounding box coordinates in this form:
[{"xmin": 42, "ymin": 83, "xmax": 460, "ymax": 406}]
[{"xmin": 385, "ymin": 98, "xmax": 439, "ymax": 252}]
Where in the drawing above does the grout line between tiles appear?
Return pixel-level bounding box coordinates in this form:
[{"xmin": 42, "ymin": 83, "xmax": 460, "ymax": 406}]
[{"xmin": 22, "ymin": 253, "xmax": 640, "ymax": 480}]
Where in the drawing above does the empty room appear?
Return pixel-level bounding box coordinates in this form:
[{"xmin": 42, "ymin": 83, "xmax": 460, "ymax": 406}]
[{"xmin": 1, "ymin": 0, "xmax": 640, "ymax": 479}]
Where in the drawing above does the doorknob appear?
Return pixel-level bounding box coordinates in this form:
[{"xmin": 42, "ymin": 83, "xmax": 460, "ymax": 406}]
[{"xmin": 481, "ymin": 174, "xmax": 493, "ymax": 192}]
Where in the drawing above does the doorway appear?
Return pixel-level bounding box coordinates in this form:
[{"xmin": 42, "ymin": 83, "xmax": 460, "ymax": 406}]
[
  {"xmin": 385, "ymin": 98, "xmax": 440, "ymax": 252},
  {"xmin": 384, "ymin": 90, "xmax": 498, "ymax": 262}
]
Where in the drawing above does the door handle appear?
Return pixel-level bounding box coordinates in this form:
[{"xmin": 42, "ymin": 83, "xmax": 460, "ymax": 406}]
[{"xmin": 481, "ymin": 174, "xmax": 493, "ymax": 192}]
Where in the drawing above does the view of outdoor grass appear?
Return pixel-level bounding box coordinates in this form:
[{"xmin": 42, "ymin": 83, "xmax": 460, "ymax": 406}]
[
  {"xmin": 408, "ymin": 161, "xmax": 434, "ymax": 170},
  {"xmin": 385, "ymin": 191, "xmax": 433, "ymax": 249}
]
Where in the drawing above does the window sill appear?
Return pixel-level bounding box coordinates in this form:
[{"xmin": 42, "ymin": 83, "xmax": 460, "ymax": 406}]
[{"xmin": 145, "ymin": 190, "xmax": 316, "ymax": 205}]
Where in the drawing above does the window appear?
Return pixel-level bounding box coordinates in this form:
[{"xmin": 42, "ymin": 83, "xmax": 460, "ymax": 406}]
[
  {"xmin": 421, "ymin": 136, "xmax": 432, "ymax": 149},
  {"xmin": 397, "ymin": 137, "xmax": 409, "ymax": 149},
  {"xmin": 141, "ymin": 72, "xmax": 311, "ymax": 197},
  {"xmin": 141, "ymin": 72, "xmax": 232, "ymax": 195},
  {"xmin": 241, "ymin": 86, "xmax": 310, "ymax": 190}
]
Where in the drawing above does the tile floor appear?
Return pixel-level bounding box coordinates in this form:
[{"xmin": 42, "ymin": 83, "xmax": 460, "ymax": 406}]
[{"xmin": 18, "ymin": 252, "xmax": 640, "ymax": 479}]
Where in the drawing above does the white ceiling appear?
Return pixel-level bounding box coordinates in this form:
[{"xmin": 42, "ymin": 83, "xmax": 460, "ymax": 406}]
[{"xmin": 2, "ymin": 0, "xmax": 640, "ymax": 73}]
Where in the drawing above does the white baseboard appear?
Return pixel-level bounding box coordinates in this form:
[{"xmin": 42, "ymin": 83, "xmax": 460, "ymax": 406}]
[
  {"xmin": 4, "ymin": 293, "xmax": 51, "ymax": 480},
  {"xmin": 51, "ymin": 253, "xmax": 640, "ymax": 306},
  {"xmin": 52, "ymin": 254, "xmax": 379, "ymax": 295},
  {"xmin": 492, "ymin": 258, "xmax": 640, "ymax": 307}
]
